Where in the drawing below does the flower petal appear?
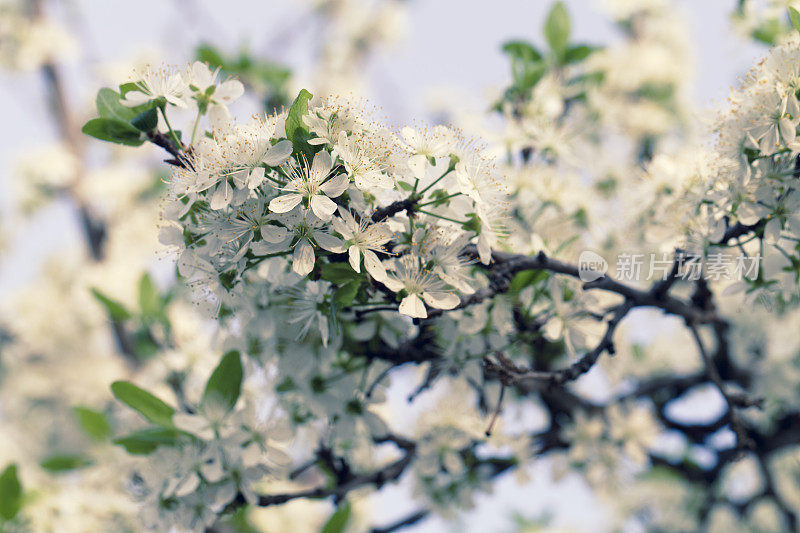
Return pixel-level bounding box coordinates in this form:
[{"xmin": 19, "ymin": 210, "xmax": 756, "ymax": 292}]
[
  {"xmin": 310, "ymin": 194, "xmax": 337, "ymax": 220},
  {"xmin": 337, "ymin": 205, "xmax": 357, "ymax": 228},
  {"xmin": 208, "ymin": 104, "xmax": 231, "ymax": 131},
  {"xmin": 121, "ymin": 91, "xmax": 150, "ymax": 107},
  {"xmin": 247, "ymin": 166, "xmax": 266, "ymax": 189},
  {"xmin": 261, "ymin": 225, "xmax": 290, "ymax": 243},
  {"xmin": 320, "ymin": 174, "xmax": 350, "ymax": 198},
  {"xmin": 363, "ymin": 249, "xmax": 387, "ymax": 281},
  {"xmin": 311, "ymin": 150, "xmax": 333, "ymax": 178},
  {"xmin": 399, "ymin": 293, "xmax": 427, "ymax": 318},
  {"xmin": 215, "ymin": 79, "xmax": 244, "ymax": 102},
  {"xmin": 209, "ymin": 180, "xmax": 233, "ymax": 210},
  {"xmin": 383, "ymin": 277, "xmax": 405, "ymax": 292},
  {"xmin": 263, "ymin": 140, "xmax": 293, "ymax": 166},
  {"xmin": 293, "ymin": 240, "xmax": 315, "ymax": 276},
  {"xmin": 422, "ymin": 291, "xmax": 460, "ymax": 310},
  {"xmin": 349, "ymin": 246, "xmax": 362, "ymax": 272},
  {"xmin": 269, "ymin": 193, "xmax": 303, "ymax": 213},
  {"xmin": 313, "ymin": 231, "xmax": 345, "ymax": 253},
  {"xmin": 763, "ymin": 217, "xmax": 782, "ymax": 244}
]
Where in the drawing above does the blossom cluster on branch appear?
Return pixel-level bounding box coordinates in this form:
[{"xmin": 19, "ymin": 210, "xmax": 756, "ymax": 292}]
[{"xmin": 2, "ymin": 0, "xmax": 800, "ymax": 532}]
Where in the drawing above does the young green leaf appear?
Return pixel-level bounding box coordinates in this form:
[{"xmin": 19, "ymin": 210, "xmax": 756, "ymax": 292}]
[
  {"xmin": 790, "ymin": 7, "xmax": 800, "ymax": 34},
  {"xmin": 202, "ymin": 350, "xmax": 243, "ymax": 413},
  {"xmin": 751, "ymin": 18, "xmax": 782, "ymax": 45},
  {"xmin": 113, "ymin": 427, "xmax": 189, "ymax": 455},
  {"xmin": 321, "ymin": 501, "xmax": 352, "ymax": 533},
  {"xmin": 91, "ymin": 288, "xmax": 132, "ymax": 321},
  {"xmin": 131, "ymin": 107, "xmax": 159, "ymax": 132},
  {"xmin": 82, "ymin": 118, "xmax": 145, "ymax": 146},
  {"xmin": 138, "ymin": 273, "xmax": 164, "ymax": 319},
  {"xmin": 320, "ymin": 262, "xmax": 362, "ymax": 284},
  {"xmin": 40, "ymin": 454, "xmax": 93, "ymax": 473},
  {"xmin": 96, "ymin": 88, "xmax": 136, "ymax": 122},
  {"xmin": 501, "ymin": 40, "xmax": 543, "ymax": 62},
  {"xmin": 111, "ymin": 381, "xmax": 175, "ymax": 427},
  {"xmin": 73, "ymin": 406, "xmax": 112, "ymax": 442},
  {"xmin": 196, "ymin": 43, "xmax": 226, "ymax": 69},
  {"xmin": 0, "ymin": 464, "xmax": 22, "ymax": 521},
  {"xmin": 119, "ymin": 82, "xmax": 139, "ymax": 97},
  {"xmin": 544, "ymin": 1, "xmax": 571, "ymax": 60},
  {"xmin": 285, "ymin": 88, "xmax": 313, "ymax": 143},
  {"xmin": 334, "ymin": 281, "xmax": 361, "ymax": 307},
  {"xmin": 564, "ymin": 44, "xmax": 596, "ymax": 64}
]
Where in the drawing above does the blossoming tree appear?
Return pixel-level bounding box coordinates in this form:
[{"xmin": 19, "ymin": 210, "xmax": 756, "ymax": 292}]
[{"xmin": 2, "ymin": 0, "xmax": 800, "ymax": 531}]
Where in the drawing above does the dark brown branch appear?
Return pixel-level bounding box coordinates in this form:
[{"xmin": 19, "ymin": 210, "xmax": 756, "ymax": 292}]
[
  {"xmin": 485, "ymin": 300, "xmax": 634, "ymax": 386},
  {"xmin": 371, "ymin": 195, "xmax": 419, "ymax": 223},
  {"xmin": 688, "ymin": 323, "xmax": 755, "ymax": 451},
  {"xmin": 254, "ymin": 435, "xmax": 415, "ymax": 507},
  {"xmin": 370, "ymin": 510, "xmax": 430, "ymax": 533},
  {"xmin": 424, "ymin": 246, "xmax": 723, "ymax": 327},
  {"xmin": 146, "ymin": 130, "xmax": 188, "ymax": 167},
  {"xmin": 716, "ymin": 219, "xmax": 764, "ymax": 245}
]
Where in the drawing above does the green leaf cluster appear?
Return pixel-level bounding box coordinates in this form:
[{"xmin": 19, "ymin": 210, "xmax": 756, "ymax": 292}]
[
  {"xmin": 110, "ymin": 351, "xmax": 243, "ymax": 455},
  {"xmin": 82, "ymin": 87, "xmax": 160, "ymax": 145}
]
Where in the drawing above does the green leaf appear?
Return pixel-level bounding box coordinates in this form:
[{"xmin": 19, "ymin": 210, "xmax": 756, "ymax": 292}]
[
  {"xmin": 118, "ymin": 82, "xmax": 138, "ymax": 97},
  {"xmin": 196, "ymin": 43, "xmax": 226, "ymax": 69},
  {"xmin": 73, "ymin": 406, "xmax": 112, "ymax": 442},
  {"xmin": 334, "ymin": 281, "xmax": 360, "ymax": 307},
  {"xmin": 564, "ymin": 44, "xmax": 595, "ymax": 64},
  {"xmin": 91, "ymin": 288, "xmax": 132, "ymax": 321},
  {"xmin": 790, "ymin": 7, "xmax": 800, "ymax": 34},
  {"xmin": 320, "ymin": 263, "xmax": 361, "ymax": 284},
  {"xmin": 285, "ymin": 88, "xmax": 313, "ymax": 143},
  {"xmin": 0, "ymin": 464, "xmax": 22, "ymax": 521},
  {"xmin": 131, "ymin": 107, "xmax": 158, "ymax": 132},
  {"xmin": 111, "ymin": 381, "xmax": 175, "ymax": 427},
  {"xmin": 222, "ymin": 506, "xmax": 261, "ymax": 533},
  {"xmin": 502, "ymin": 40, "xmax": 548, "ymax": 92},
  {"xmin": 509, "ymin": 269, "xmax": 549, "ymax": 296},
  {"xmin": 113, "ymin": 427, "xmax": 189, "ymax": 455},
  {"xmin": 138, "ymin": 273, "xmax": 163, "ymax": 319},
  {"xmin": 202, "ymin": 350, "xmax": 243, "ymax": 413},
  {"xmin": 40, "ymin": 454, "xmax": 92, "ymax": 473},
  {"xmin": 751, "ymin": 18, "xmax": 781, "ymax": 45},
  {"xmin": 544, "ymin": 1, "xmax": 571, "ymax": 60},
  {"xmin": 512, "ymin": 60, "xmax": 546, "ymax": 93},
  {"xmin": 96, "ymin": 88, "xmax": 136, "ymax": 122},
  {"xmin": 320, "ymin": 501, "xmax": 351, "ymax": 533},
  {"xmin": 82, "ymin": 118, "xmax": 144, "ymax": 146},
  {"xmin": 132, "ymin": 329, "xmax": 160, "ymax": 361},
  {"xmin": 501, "ymin": 40, "xmax": 542, "ymax": 62},
  {"xmin": 461, "ymin": 213, "xmax": 482, "ymax": 234}
]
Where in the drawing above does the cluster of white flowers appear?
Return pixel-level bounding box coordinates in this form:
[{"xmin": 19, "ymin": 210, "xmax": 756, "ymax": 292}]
[
  {"xmin": 135, "ymin": 397, "xmax": 292, "ymax": 532},
  {"xmin": 159, "ymin": 91, "xmax": 509, "ymax": 329},
  {"xmin": 410, "ymin": 382, "xmax": 497, "ymax": 517},
  {"xmin": 696, "ymin": 36, "xmax": 800, "ymax": 303},
  {"xmin": 589, "ymin": 0, "xmax": 694, "ymax": 140},
  {"xmin": 0, "ymin": 1, "xmax": 78, "ymax": 71},
  {"xmin": 7, "ymin": 0, "xmax": 800, "ymax": 531},
  {"xmin": 121, "ymin": 61, "xmax": 245, "ymax": 133},
  {"xmin": 558, "ymin": 403, "xmax": 659, "ymax": 489},
  {"xmin": 731, "ymin": 0, "xmax": 800, "ymax": 45}
]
